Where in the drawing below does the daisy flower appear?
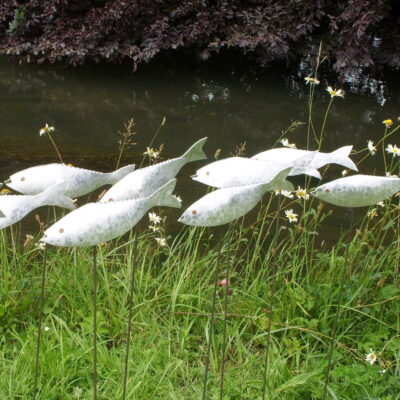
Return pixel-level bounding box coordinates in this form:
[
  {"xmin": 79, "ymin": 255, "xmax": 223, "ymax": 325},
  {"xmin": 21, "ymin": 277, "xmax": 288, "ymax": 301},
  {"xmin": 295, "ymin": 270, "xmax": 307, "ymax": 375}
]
[
  {"xmin": 304, "ymin": 76, "xmax": 320, "ymax": 85},
  {"xmin": 155, "ymin": 237, "xmax": 167, "ymax": 247},
  {"xmin": 295, "ymin": 187, "xmax": 310, "ymax": 200},
  {"xmin": 365, "ymin": 349, "xmax": 377, "ymax": 365},
  {"xmin": 326, "ymin": 86, "xmax": 344, "ymax": 98},
  {"xmin": 367, "ymin": 140, "xmax": 377, "ymax": 155},
  {"xmin": 149, "ymin": 212, "xmax": 161, "ymax": 224},
  {"xmin": 386, "ymin": 144, "xmax": 400, "ymax": 156},
  {"xmin": 280, "ymin": 138, "xmax": 296, "ymax": 149},
  {"xmin": 274, "ymin": 190, "xmax": 294, "ymax": 199},
  {"xmin": 285, "ymin": 209, "xmax": 298, "ymax": 223},
  {"xmin": 143, "ymin": 147, "xmax": 159, "ymax": 159},
  {"xmin": 367, "ymin": 208, "xmax": 378, "ymax": 218},
  {"xmin": 39, "ymin": 124, "xmax": 55, "ymax": 136}
]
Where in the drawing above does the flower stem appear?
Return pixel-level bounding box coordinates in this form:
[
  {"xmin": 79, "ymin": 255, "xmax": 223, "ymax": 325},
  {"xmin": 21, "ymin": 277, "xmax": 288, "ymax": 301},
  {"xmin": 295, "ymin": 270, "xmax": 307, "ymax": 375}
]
[{"xmin": 47, "ymin": 132, "xmax": 63, "ymax": 164}]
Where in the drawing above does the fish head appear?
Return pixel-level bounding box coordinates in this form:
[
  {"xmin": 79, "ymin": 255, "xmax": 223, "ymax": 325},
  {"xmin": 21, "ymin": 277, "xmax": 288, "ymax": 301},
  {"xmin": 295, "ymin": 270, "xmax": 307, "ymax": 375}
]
[
  {"xmin": 7, "ymin": 168, "xmax": 46, "ymax": 194},
  {"xmin": 41, "ymin": 219, "xmax": 77, "ymax": 247},
  {"xmin": 310, "ymin": 182, "xmax": 335, "ymax": 201},
  {"xmin": 178, "ymin": 205, "xmax": 204, "ymax": 226}
]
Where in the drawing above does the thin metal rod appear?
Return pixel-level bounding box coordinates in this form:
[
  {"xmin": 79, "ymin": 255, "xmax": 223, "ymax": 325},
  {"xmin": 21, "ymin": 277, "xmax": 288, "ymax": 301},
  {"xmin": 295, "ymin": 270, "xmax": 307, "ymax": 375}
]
[
  {"xmin": 33, "ymin": 246, "xmax": 47, "ymax": 400},
  {"xmin": 261, "ymin": 194, "xmax": 282, "ymax": 400},
  {"xmin": 201, "ymin": 239, "xmax": 225, "ymax": 400},
  {"xmin": 322, "ymin": 244, "xmax": 350, "ymax": 400},
  {"xmin": 93, "ymin": 246, "xmax": 98, "ymax": 400},
  {"xmin": 122, "ymin": 234, "xmax": 138, "ymax": 400},
  {"xmin": 219, "ymin": 242, "xmax": 233, "ymax": 400}
]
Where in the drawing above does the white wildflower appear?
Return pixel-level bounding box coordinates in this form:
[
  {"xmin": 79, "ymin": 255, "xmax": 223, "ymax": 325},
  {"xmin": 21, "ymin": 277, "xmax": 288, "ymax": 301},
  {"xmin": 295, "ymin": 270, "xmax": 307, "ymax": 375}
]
[
  {"xmin": 148, "ymin": 212, "xmax": 161, "ymax": 224},
  {"xmin": 365, "ymin": 349, "xmax": 377, "ymax": 365},
  {"xmin": 280, "ymin": 138, "xmax": 296, "ymax": 149},
  {"xmin": 304, "ymin": 76, "xmax": 320, "ymax": 85},
  {"xmin": 143, "ymin": 147, "xmax": 159, "ymax": 159},
  {"xmin": 274, "ymin": 190, "xmax": 294, "ymax": 199},
  {"xmin": 386, "ymin": 144, "xmax": 400, "ymax": 156},
  {"xmin": 295, "ymin": 186, "xmax": 310, "ymax": 200},
  {"xmin": 326, "ymin": 86, "xmax": 344, "ymax": 98},
  {"xmin": 155, "ymin": 237, "xmax": 167, "ymax": 247},
  {"xmin": 39, "ymin": 123, "xmax": 55, "ymax": 136},
  {"xmin": 285, "ymin": 209, "xmax": 298, "ymax": 223},
  {"xmin": 367, "ymin": 140, "xmax": 377, "ymax": 155}
]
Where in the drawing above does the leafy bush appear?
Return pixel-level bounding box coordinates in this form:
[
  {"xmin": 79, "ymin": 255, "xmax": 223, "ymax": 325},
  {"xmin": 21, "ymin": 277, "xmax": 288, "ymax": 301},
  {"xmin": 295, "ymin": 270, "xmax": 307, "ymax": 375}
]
[{"xmin": 1, "ymin": 1, "xmax": 400, "ymax": 74}]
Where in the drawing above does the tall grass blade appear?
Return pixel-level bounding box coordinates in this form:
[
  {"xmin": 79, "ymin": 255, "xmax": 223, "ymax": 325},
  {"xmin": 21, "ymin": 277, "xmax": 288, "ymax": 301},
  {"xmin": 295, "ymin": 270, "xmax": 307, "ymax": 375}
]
[
  {"xmin": 122, "ymin": 234, "xmax": 138, "ymax": 400},
  {"xmin": 32, "ymin": 246, "xmax": 47, "ymax": 400},
  {"xmin": 261, "ymin": 194, "xmax": 281, "ymax": 400},
  {"xmin": 201, "ymin": 239, "xmax": 224, "ymax": 400}
]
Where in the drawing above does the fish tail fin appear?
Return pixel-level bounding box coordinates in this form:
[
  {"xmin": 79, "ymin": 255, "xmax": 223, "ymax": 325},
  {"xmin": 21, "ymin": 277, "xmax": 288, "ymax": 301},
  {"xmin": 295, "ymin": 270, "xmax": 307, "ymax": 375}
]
[
  {"xmin": 36, "ymin": 182, "xmax": 76, "ymax": 210},
  {"xmin": 182, "ymin": 137, "xmax": 208, "ymax": 162},
  {"xmin": 289, "ymin": 152, "xmax": 318, "ymax": 176},
  {"xmin": 304, "ymin": 169, "xmax": 322, "ymax": 179},
  {"xmin": 149, "ymin": 179, "xmax": 182, "ymax": 209},
  {"xmin": 107, "ymin": 164, "xmax": 135, "ymax": 184},
  {"xmin": 329, "ymin": 146, "xmax": 358, "ymax": 171},
  {"xmin": 264, "ymin": 167, "xmax": 294, "ymax": 192}
]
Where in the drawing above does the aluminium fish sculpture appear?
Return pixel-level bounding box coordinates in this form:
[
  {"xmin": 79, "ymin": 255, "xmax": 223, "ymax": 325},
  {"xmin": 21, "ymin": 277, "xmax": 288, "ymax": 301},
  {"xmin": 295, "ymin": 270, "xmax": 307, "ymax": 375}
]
[
  {"xmin": 100, "ymin": 137, "xmax": 207, "ymax": 202},
  {"xmin": 41, "ymin": 179, "xmax": 181, "ymax": 247},
  {"xmin": 179, "ymin": 168, "xmax": 291, "ymax": 227},
  {"xmin": 0, "ymin": 182, "xmax": 75, "ymax": 229},
  {"xmin": 191, "ymin": 153, "xmax": 317, "ymax": 189},
  {"xmin": 310, "ymin": 174, "xmax": 400, "ymax": 207},
  {"xmin": 4, "ymin": 163, "xmax": 135, "ymax": 198},
  {"xmin": 251, "ymin": 145, "xmax": 357, "ymax": 179}
]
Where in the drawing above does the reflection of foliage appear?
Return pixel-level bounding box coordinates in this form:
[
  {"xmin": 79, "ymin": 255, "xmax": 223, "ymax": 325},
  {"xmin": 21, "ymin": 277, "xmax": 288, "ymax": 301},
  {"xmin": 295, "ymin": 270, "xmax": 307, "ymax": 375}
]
[
  {"xmin": 6, "ymin": 5, "xmax": 25, "ymax": 34},
  {"xmin": 0, "ymin": 1, "xmax": 400, "ymax": 74}
]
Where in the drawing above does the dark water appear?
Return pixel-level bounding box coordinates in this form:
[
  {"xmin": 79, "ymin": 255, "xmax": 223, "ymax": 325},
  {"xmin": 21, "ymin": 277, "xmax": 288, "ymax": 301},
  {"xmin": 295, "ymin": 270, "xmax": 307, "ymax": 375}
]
[{"xmin": 1, "ymin": 57, "xmax": 399, "ymax": 239}]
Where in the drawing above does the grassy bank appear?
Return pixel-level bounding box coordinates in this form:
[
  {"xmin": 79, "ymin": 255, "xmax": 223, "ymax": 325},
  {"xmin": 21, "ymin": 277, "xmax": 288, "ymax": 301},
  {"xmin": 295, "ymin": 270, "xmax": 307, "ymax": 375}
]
[{"xmin": 0, "ymin": 194, "xmax": 399, "ymax": 399}]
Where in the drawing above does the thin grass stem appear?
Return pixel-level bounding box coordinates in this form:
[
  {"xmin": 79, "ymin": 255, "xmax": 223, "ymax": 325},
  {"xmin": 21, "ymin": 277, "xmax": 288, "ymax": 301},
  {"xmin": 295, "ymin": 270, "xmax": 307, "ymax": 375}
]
[
  {"xmin": 322, "ymin": 242, "xmax": 351, "ymax": 400},
  {"xmin": 261, "ymin": 193, "xmax": 282, "ymax": 400},
  {"xmin": 219, "ymin": 239, "xmax": 233, "ymax": 400},
  {"xmin": 201, "ymin": 238, "xmax": 225, "ymax": 400},
  {"xmin": 92, "ymin": 246, "xmax": 98, "ymax": 400},
  {"xmin": 33, "ymin": 246, "xmax": 47, "ymax": 400},
  {"xmin": 122, "ymin": 233, "xmax": 138, "ymax": 400}
]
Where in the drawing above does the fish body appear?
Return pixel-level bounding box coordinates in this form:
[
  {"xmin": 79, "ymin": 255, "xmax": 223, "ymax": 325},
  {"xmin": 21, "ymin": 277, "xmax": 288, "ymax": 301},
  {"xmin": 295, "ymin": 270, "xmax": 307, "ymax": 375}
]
[
  {"xmin": 41, "ymin": 179, "xmax": 181, "ymax": 247},
  {"xmin": 6, "ymin": 163, "xmax": 135, "ymax": 198},
  {"xmin": 0, "ymin": 182, "xmax": 75, "ymax": 229},
  {"xmin": 100, "ymin": 138, "xmax": 207, "ymax": 202},
  {"xmin": 252, "ymin": 145, "xmax": 357, "ymax": 178},
  {"xmin": 311, "ymin": 175, "xmax": 400, "ymax": 207},
  {"xmin": 179, "ymin": 168, "xmax": 291, "ymax": 226},
  {"xmin": 191, "ymin": 155, "xmax": 315, "ymax": 190}
]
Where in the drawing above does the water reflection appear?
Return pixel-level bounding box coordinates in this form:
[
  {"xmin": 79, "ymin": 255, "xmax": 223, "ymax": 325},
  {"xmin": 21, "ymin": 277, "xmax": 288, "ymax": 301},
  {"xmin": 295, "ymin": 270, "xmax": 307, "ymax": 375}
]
[{"xmin": 0, "ymin": 57, "xmax": 399, "ymax": 240}]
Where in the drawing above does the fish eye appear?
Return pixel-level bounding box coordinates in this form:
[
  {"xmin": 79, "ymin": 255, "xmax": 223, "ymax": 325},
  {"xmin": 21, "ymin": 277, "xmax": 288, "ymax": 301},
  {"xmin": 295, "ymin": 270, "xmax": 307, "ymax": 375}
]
[
  {"xmin": 59, "ymin": 228, "xmax": 64, "ymax": 233},
  {"xmin": 21, "ymin": 177, "xmax": 26, "ymax": 181},
  {"xmin": 325, "ymin": 188, "xmax": 330, "ymax": 193},
  {"xmin": 108, "ymin": 198, "xmax": 114, "ymax": 202},
  {"xmin": 205, "ymin": 171, "xmax": 210, "ymax": 176},
  {"xmin": 191, "ymin": 210, "xmax": 197, "ymax": 215}
]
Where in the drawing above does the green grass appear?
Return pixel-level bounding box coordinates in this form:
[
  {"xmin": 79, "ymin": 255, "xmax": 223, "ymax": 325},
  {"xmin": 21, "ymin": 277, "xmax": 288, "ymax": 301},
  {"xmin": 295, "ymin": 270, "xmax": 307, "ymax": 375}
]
[{"xmin": 0, "ymin": 196, "xmax": 399, "ymax": 400}]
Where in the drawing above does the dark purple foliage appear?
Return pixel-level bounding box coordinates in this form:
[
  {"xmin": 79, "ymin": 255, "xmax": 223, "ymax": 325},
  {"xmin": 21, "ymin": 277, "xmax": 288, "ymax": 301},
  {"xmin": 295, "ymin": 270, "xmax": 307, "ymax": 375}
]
[{"xmin": 1, "ymin": 0, "xmax": 399, "ymax": 73}]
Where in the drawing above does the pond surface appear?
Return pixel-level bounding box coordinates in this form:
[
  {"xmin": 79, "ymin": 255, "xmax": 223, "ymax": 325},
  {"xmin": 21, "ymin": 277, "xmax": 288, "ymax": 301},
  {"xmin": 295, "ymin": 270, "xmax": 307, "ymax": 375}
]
[{"xmin": 1, "ymin": 57, "xmax": 399, "ymax": 240}]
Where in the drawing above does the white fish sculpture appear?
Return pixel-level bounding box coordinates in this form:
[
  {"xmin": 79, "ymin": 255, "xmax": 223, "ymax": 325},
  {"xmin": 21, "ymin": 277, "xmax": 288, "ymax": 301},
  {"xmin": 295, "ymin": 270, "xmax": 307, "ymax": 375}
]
[
  {"xmin": 41, "ymin": 179, "xmax": 181, "ymax": 247},
  {"xmin": 100, "ymin": 138, "xmax": 207, "ymax": 202},
  {"xmin": 0, "ymin": 182, "xmax": 75, "ymax": 229},
  {"xmin": 5, "ymin": 163, "xmax": 135, "ymax": 198},
  {"xmin": 310, "ymin": 174, "xmax": 400, "ymax": 207},
  {"xmin": 191, "ymin": 154, "xmax": 317, "ymax": 189},
  {"xmin": 251, "ymin": 146, "xmax": 357, "ymax": 179},
  {"xmin": 179, "ymin": 168, "xmax": 291, "ymax": 227}
]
